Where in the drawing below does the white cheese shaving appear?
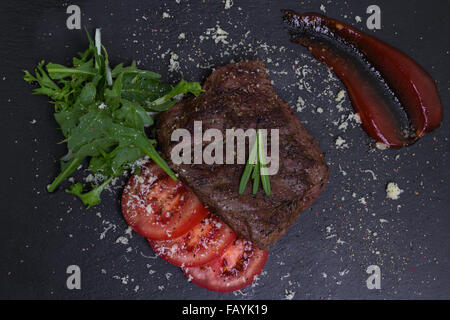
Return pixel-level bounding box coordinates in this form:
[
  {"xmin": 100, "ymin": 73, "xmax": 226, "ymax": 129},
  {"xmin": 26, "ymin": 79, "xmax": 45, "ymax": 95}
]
[
  {"xmin": 335, "ymin": 136, "xmax": 347, "ymax": 149},
  {"xmin": 224, "ymin": 0, "xmax": 233, "ymax": 10},
  {"xmin": 335, "ymin": 90, "xmax": 346, "ymax": 102},
  {"xmin": 168, "ymin": 52, "xmax": 180, "ymax": 72},
  {"xmin": 284, "ymin": 289, "xmax": 296, "ymax": 300},
  {"xmin": 376, "ymin": 142, "xmax": 389, "ymax": 150},
  {"xmin": 386, "ymin": 182, "xmax": 403, "ymax": 200},
  {"xmin": 115, "ymin": 236, "xmax": 129, "ymax": 245}
]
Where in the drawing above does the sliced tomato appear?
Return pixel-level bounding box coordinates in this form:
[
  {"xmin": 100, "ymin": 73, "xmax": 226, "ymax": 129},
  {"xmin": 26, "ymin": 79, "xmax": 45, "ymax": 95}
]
[
  {"xmin": 121, "ymin": 162, "xmax": 209, "ymax": 240},
  {"xmin": 182, "ymin": 238, "xmax": 269, "ymax": 292},
  {"xmin": 149, "ymin": 214, "xmax": 237, "ymax": 267}
]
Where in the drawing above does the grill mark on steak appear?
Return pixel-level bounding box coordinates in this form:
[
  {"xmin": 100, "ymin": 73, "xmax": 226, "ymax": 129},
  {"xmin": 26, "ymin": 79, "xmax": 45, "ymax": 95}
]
[{"xmin": 156, "ymin": 60, "xmax": 329, "ymax": 250}]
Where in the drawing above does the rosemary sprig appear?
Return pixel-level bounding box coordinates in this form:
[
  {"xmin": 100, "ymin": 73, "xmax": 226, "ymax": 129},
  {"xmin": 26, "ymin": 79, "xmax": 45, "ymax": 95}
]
[
  {"xmin": 238, "ymin": 134, "xmax": 258, "ymax": 194},
  {"xmin": 258, "ymin": 130, "xmax": 271, "ymax": 196},
  {"xmin": 252, "ymin": 160, "xmax": 261, "ymax": 194},
  {"xmin": 238, "ymin": 130, "xmax": 271, "ymax": 196}
]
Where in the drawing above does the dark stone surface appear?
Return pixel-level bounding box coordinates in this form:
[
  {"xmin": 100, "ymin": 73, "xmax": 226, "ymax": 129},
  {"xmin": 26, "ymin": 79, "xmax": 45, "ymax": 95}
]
[{"xmin": 0, "ymin": 0, "xmax": 449, "ymax": 299}]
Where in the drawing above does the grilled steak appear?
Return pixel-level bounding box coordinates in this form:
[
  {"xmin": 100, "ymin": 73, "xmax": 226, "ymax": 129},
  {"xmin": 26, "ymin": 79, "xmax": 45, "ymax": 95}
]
[{"xmin": 156, "ymin": 60, "xmax": 329, "ymax": 250}]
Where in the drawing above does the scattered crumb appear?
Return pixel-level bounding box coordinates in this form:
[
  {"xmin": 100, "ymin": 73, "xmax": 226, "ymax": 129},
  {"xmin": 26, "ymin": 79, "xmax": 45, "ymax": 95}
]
[
  {"xmin": 284, "ymin": 289, "xmax": 295, "ymax": 300},
  {"xmin": 335, "ymin": 90, "xmax": 346, "ymax": 102},
  {"xmin": 224, "ymin": 0, "xmax": 233, "ymax": 10},
  {"xmin": 115, "ymin": 236, "xmax": 129, "ymax": 245},
  {"xmin": 335, "ymin": 136, "xmax": 348, "ymax": 149},
  {"xmin": 207, "ymin": 25, "xmax": 229, "ymax": 45},
  {"xmin": 363, "ymin": 169, "xmax": 377, "ymax": 180},
  {"xmin": 295, "ymin": 96, "xmax": 306, "ymax": 112},
  {"xmin": 113, "ymin": 275, "xmax": 129, "ymax": 285},
  {"xmin": 386, "ymin": 182, "xmax": 403, "ymax": 200},
  {"xmin": 168, "ymin": 52, "xmax": 180, "ymax": 72},
  {"xmin": 98, "ymin": 102, "xmax": 107, "ymax": 110},
  {"xmin": 376, "ymin": 142, "xmax": 389, "ymax": 150}
]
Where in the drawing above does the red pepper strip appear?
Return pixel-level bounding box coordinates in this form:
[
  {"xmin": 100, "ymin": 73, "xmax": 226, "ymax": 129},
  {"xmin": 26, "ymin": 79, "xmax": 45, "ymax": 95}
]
[
  {"xmin": 293, "ymin": 34, "xmax": 411, "ymax": 147},
  {"xmin": 283, "ymin": 10, "xmax": 443, "ymax": 146}
]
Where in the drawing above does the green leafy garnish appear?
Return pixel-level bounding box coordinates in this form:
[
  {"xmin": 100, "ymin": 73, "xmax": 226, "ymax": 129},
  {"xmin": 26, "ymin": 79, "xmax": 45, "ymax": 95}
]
[
  {"xmin": 66, "ymin": 177, "xmax": 113, "ymax": 209},
  {"xmin": 257, "ymin": 130, "xmax": 271, "ymax": 196},
  {"xmin": 24, "ymin": 28, "xmax": 203, "ymax": 208},
  {"xmin": 238, "ymin": 130, "xmax": 271, "ymax": 196}
]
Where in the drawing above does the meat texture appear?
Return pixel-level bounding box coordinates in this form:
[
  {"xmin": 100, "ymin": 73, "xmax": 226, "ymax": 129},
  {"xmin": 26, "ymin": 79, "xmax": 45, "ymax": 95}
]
[{"xmin": 157, "ymin": 60, "xmax": 329, "ymax": 250}]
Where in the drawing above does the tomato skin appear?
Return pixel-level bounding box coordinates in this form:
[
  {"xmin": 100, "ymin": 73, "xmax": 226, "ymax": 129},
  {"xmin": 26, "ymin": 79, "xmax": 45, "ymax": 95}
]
[
  {"xmin": 121, "ymin": 162, "xmax": 209, "ymax": 240},
  {"xmin": 182, "ymin": 238, "xmax": 269, "ymax": 292},
  {"xmin": 149, "ymin": 215, "xmax": 237, "ymax": 267}
]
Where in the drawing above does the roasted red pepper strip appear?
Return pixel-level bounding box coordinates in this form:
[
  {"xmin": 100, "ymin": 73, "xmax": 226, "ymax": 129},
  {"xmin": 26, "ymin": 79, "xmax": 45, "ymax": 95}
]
[
  {"xmin": 283, "ymin": 10, "xmax": 443, "ymax": 147},
  {"xmin": 294, "ymin": 35, "xmax": 411, "ymax": 146}
]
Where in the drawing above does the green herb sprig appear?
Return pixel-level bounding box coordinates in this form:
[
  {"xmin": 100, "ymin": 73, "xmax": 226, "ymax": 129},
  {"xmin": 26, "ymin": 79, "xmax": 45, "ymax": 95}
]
[
  {"xmin": 24, "ymin": 29, "xmax": 203, "ymax": 208},
  {"xmin": 238, "ymin": 130, "xmax": 271, "ymax": 196}
]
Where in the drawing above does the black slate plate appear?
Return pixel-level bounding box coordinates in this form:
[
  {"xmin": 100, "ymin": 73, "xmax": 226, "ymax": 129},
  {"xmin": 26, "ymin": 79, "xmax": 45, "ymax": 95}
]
[{"xmin": 0, "ymin": 0, "xmax": 449, "ymax": 299}]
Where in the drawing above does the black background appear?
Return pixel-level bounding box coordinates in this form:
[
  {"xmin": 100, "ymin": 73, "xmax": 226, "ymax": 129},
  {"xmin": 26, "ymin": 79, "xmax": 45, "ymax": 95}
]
[{"xmin": 0, "ymin": 0, "xmax": 449, "ymax": 299}]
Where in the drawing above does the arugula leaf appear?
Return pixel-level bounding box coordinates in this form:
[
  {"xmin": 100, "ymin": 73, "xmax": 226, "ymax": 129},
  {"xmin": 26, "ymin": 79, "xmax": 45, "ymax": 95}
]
[
  {"xmin": 67, "ymin": 111, "xmax": 112, "ymax": 155},
  {"xmin": 47, "ymin": 156, "xmax": 84, "ymax": 193},
  {"xmin": 121, "ymin": 73, "xmax": 170, "ymax": 105},
  {"xmin": 111, "ymin": 61, "xmax": 161, "ymax": 79},
  {"xmin": 110, "ymin": 146, "xmax": 142, "ymax": 175},
  {"xmin": 104, "ymin": 72, "xmax": 123, "ymax": 109},
  {"xmin": 78, "ymin": 82, "xmax": 97, "ymax": 106},
  {"xmin": 148, "ymin": 78, "xmax": 204, "ymax": 111},
  {"xmin": 66, "ymin": 177, "xmax": 113, "ymax": 209},
  {"xmin": 24, "ymin": 28, "xmax": 202, "ymax": 208},
  {"xmin": 114, "ymin": 99, "xmax": 153, "ymax": 130},
  {"xmin": 46, "ymin": 62, "xmax": 97, "ymax": 79}
]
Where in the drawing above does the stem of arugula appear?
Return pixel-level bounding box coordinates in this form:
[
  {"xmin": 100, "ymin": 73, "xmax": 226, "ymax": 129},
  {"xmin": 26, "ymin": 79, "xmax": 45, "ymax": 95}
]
[
  {"xmin": 47, "ymin": 156, "xmax": 84, "ymax": 192},
  {"xmin": 140, "ymin": 145, "xmax": 177, "ymax": 181}
]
